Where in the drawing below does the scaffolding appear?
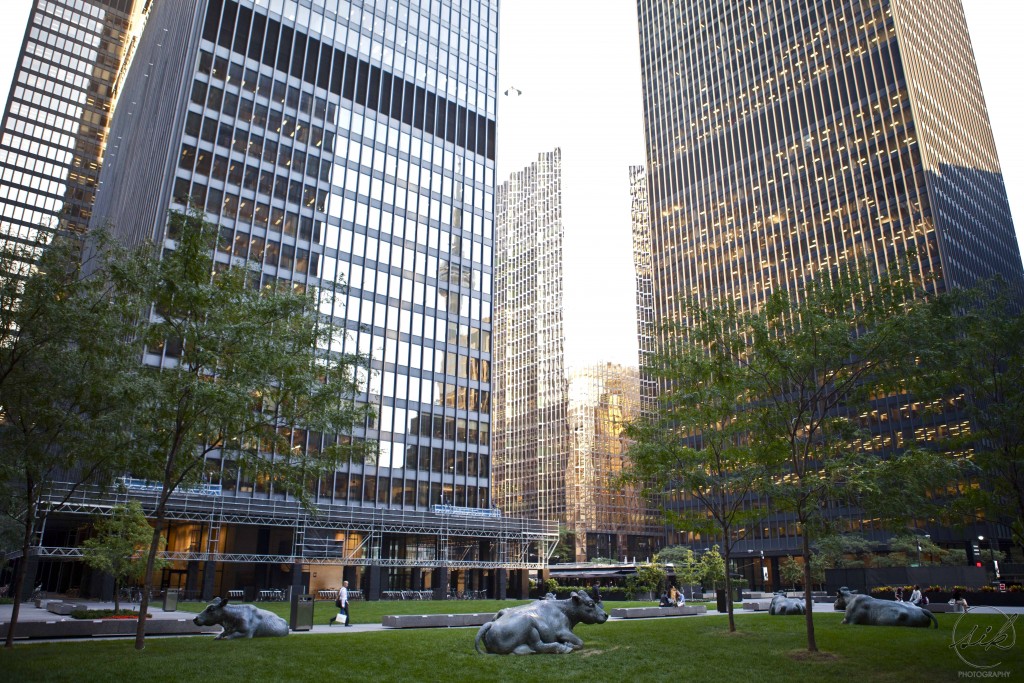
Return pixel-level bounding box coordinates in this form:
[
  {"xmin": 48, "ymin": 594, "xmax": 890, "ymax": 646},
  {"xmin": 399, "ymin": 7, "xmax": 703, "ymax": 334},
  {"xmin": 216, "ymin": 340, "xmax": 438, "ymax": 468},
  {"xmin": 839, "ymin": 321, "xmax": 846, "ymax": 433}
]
[{"xmin": 35, "ymin": 482, "xmax": 557, "ymax": 571}]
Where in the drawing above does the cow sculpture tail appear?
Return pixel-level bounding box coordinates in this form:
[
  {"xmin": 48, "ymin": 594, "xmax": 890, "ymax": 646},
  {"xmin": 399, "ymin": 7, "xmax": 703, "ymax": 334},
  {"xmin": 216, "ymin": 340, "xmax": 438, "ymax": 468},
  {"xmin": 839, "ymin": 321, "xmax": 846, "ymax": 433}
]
[
  {"xmin": 925, "ymin": 609, "xmax": 938, "ymax": 629},
  {"xmin": 474, "ymin": 621, "xmax": 494, "ymax": 654}
]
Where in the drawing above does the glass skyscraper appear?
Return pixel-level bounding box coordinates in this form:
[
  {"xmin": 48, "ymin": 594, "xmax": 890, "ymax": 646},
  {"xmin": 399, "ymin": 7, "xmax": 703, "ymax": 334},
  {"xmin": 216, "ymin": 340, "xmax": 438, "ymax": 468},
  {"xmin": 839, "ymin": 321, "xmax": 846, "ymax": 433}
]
[
  {"xmin": 0, "ymin": 0, "xmax": 146, "ymax": 252},
  {"xmin": 636, "ymin": 0, "xmax": 1024, "ymax": 564},
  {"xmin": 492, "ymin": 148, "xmax": 568, "ymax": 523},
  {"xmin": 17, "ymin": 0, "xmax": 555, "ymax": 601}
]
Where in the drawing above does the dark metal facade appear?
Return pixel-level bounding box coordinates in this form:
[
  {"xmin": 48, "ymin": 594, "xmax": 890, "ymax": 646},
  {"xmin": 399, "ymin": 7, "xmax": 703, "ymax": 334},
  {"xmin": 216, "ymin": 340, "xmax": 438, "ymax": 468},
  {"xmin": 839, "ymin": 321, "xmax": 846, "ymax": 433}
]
[{"xmin": 636, "ymin": 0, "xmax": 1024, "ymax": 554}]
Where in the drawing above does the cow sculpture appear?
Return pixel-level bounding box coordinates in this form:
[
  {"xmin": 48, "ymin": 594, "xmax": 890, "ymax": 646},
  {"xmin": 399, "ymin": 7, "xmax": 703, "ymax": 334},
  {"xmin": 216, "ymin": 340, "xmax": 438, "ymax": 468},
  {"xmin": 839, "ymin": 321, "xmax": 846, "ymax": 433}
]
[
  {"xmin": 192, "ymin": 597, "xmax": 290, "ymax": 639},
  {"xmin": 474, "ymin": 592, "xmax": 608, "ymax": 654},
  {"xmin": 834, "ymin": 587, "xmax": 938, "ymax": 629},
  {"xmin": 769, "ymin": 592, "xmax": 805, "ymax": 615}
]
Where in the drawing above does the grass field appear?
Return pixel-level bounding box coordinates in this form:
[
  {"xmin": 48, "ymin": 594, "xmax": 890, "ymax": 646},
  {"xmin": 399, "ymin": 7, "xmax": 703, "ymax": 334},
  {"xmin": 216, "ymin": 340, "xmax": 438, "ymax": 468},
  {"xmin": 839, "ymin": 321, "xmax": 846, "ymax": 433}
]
[{"xmin": 3, "ymin": 607, "xmax": 1019, "ymax": 682}]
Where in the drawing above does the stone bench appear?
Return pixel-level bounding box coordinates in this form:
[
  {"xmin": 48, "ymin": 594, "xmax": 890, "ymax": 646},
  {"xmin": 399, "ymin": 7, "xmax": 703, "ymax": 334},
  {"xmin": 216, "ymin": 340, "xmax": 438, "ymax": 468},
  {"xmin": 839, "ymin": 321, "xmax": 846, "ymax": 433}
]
[
  {"xmin": 609, "ymin": 605, "xmax": 708, "ymax": 619},
  {"xmin": 382, "ymin": 612, "xmax": 496, "ymax": 628},
  {"xmin": 0, "ymin": 617, "xmax": 219, "ymax": 640},
  {"xmin": 742, "ymin": 600, "xmax": 774, "ymax": 611},
  {"xmin": 45, "ymin": 602, "xmax": 89, "ymax": 616},
  {"xmin": 921, "ymin": 602, "xmax": 961, "ymax": 613}
]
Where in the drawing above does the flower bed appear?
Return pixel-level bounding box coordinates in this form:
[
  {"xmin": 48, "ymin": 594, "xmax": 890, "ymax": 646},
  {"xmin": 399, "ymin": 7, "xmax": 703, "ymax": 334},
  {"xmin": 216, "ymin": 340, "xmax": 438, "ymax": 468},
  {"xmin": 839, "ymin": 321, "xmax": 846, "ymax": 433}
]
[{"xmin": 70, "ymin": 609, "xmax": 151, "ymax": 620}]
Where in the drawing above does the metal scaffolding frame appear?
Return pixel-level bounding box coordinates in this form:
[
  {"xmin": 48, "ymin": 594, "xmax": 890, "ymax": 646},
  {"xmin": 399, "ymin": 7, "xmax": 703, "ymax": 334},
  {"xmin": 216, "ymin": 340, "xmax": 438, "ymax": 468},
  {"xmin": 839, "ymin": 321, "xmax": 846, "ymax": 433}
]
[{"xmin": 36, "ymin": 482, "xmax": 558, "ymax": 571}]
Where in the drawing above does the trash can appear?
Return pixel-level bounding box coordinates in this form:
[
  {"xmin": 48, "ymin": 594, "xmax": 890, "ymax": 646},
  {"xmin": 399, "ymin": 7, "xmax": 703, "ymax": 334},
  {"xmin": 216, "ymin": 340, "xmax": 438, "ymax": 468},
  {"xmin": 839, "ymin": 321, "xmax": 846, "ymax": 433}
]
[
  {"xmin": 716, "ymin": 589, "xmax": 728, "ymax": 613},
  {"xmin": 290, "ymin": 594, "xmax": 315, "ymax": 631},
  {"xmin": 163, "ymin": 589, "xmax": 179, "ymax": 612}
]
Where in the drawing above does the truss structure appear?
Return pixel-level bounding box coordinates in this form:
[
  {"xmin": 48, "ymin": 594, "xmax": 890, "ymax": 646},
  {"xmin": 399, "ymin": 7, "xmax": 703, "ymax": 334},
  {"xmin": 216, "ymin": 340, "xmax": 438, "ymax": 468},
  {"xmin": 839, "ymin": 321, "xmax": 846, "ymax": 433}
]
[{"xmin": 36, "ymin": 482, "xmax": 559, "ymax": 571}]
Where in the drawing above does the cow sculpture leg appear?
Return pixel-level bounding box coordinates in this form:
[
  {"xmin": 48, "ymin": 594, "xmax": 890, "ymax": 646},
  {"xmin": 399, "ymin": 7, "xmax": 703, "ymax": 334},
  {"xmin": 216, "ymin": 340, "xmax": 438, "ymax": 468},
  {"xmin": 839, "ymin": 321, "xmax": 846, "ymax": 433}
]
[{"xmin": 513, "ymin": 627, "xmax": 575, "ymax": 654}]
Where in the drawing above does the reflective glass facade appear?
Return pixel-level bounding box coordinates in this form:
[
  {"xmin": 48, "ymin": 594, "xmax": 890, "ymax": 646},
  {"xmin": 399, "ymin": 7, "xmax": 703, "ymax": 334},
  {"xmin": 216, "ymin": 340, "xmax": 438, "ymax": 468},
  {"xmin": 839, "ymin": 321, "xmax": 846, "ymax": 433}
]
[
  {"xmin": 492, "ymin": 148, "xmax": 568, "ymax": 521},
  {"xmin": 567, "ymin": 363, "xmax": 663, "ymax": 561},
  {"xmin": 0, "ymin": 0, "xmax": 144, "ymax": 252},
  {"xmin": 637, "ymin": 0, "xmax": 1024, "ymax": 553},
  {"xmin": 20, "ymin": 0, "xmax": 558, "ymax": 599},
  {"xmin": 629, "ymin": 164, "xmax": 656, "ymax": 415}
]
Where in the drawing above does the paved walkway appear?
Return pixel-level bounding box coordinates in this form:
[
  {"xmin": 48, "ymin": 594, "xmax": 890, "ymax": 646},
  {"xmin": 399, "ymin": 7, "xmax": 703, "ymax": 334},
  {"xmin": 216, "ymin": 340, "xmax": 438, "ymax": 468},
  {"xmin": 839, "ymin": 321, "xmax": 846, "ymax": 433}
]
[{"xmin": 2, "ymin": 598, "xmax": 1021, "ymax": 644}]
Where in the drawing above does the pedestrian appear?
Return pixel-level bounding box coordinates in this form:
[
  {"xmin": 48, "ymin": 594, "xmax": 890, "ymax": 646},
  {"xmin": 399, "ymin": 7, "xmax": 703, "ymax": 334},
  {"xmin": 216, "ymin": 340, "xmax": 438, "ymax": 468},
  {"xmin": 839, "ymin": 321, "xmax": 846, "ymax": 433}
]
[
  {"xmin": 589, "ymin": 581, "xmax": 602, "ymax": 603},
  {"xmin": 908, "ymin": 585, "xmax": 923, "ymax": 606},
  {"xmin": 330, "ymin": 580, "xmax": 352, "ymax": 626},
  {"xmin": 953, "ymin": 587, "xmax": 969, "ymax": 611}
]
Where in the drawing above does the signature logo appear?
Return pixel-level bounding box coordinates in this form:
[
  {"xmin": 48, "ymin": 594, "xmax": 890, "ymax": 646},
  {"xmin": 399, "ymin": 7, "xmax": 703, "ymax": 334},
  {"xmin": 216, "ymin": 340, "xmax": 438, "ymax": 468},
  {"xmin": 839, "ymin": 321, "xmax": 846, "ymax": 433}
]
[{"xmin": 950, "ymin": 607, "xmax": 1018, "ymax": 670}]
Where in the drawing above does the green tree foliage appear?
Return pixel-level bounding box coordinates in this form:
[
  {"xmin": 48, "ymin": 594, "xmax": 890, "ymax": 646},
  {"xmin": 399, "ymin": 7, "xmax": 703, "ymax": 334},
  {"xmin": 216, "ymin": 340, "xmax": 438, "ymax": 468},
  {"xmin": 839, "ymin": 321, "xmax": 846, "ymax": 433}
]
[
  {"xmin": 779, "ymin": 556, "xmax": 803, "ymax": 589},
  {"xmin": 0, "ymin": 230, "xmax": 150, "ymax": 648},
  {"xmin": 700, "ymin": 545, "xmax": 726, "ymax": 591},
  {"xmin": 81, "ymin": 502, "xmax": 168, "ymax": 612},
  {"xmin": 813, "ymin": 534, "xmax": 878, "ymax": 570},
  {"xmin": 625, "ymin": 301, "xmax": 767, "ymax": 631},
  {"xmin": 745, "ymin": 264, "xmax": 960, "ymax": 651},
  {"xmin": 912, "ymin": 282, "xmax": 1024, "ymax": 550},
  {"xmin": 120, "ymin": 208, "xmax": 374, "ymax": 649},
  {"xmin": 656, "ymin": 546, "xmax": 703, "ymax": 588},
  {"xmin": 635, "ymin": 562, "xmax": 667, "ymax": 595}
]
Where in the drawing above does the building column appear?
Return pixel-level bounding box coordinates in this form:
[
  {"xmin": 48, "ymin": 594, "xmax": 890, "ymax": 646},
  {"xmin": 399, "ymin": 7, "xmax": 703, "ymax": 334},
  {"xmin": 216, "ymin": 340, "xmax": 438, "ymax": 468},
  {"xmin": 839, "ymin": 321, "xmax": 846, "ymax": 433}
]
[
  {"xmin": 432, "ymin": 568, "xmax": 449, "ymax": 600},
  {"xmin": 291, "ymin": 561, "xmax": 304, "ymax": 598},
  {"xmin": 508, "ymin": 569, "xmax": 530, "ymax": 599},
  {"xmin": 410, "ymin": 568, "xmax": 423, "ymax": 591},
  {"xmin": 201, "ymin": 560, "xmax": 216, "ymax": 601},
  {"xmin": 492, "ymin": 569, "xmax": 508, "ymax": 600},
  {"xmin": 366, "ymin": 564, "xmax": 383, "ymax": 601}
]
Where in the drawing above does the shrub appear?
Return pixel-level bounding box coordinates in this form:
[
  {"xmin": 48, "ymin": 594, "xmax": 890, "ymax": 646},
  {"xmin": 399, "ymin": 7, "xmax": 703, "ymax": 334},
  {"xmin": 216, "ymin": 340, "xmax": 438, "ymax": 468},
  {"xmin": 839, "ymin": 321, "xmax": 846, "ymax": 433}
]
[
  {"xmin": 925, "ymin": 585, "xmax": 944, "ymax": 593},
  {"xmin": 870, "ymin": 586, "xmax": 891, "ymax": 595},
  {"xmin": 1009, "ymin": 585, "xmax": 1023, "ymax": 593},
  {"xmin": 980, "ymin": 585, "xmax": 997, "ymax": 592}
]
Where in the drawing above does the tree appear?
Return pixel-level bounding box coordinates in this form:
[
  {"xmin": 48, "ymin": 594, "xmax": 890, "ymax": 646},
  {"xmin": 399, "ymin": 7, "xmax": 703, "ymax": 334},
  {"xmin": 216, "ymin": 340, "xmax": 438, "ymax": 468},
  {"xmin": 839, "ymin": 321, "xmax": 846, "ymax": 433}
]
[
  {"xmin": 700, "ymin": 545, "xmax": 726, "ymax": 591},
  {"xmin": 779, "ymin": 556, "xmax": 803, "ymax": 589},
  {"xmin": 916, "ymin": 283, "xmax": 1024, "ymax": 551},
  {"xmin": 120, "ymin": 208, "xmax": 374, "ymax": 650},
  {"xmin": 635, "ymin": 562, "xmax": 667, "ymax": 596},
  {"xmin": 656, "ymin": 545, "xmax": 703, "ymax": 589},
  {"xmin": 81, "ymin": 502, "xmax": 168, "ymax": 612},
  {"xmin": 625, "ymin": 301, "xmax": 766, "ymax": 631},
  {"xmin": 0, "ymin": 230, "xmax": 150, "ymax": 648},
  {"xmin": 746, "ymin": 263, "xmax": 959, "ymax": 651}
]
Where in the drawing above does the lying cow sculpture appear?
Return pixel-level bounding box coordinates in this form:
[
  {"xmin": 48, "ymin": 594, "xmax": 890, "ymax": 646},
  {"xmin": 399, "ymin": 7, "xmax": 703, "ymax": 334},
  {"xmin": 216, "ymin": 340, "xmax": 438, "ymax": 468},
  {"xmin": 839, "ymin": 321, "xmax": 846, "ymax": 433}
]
[
  {"xmin": 769, "ymin": 592, "xmax": 805, "ymax": 615},
  {"xmin": 192, "ymin": 597, "xmax": 290, "ymax": 639},
  {"xmin": 475, "ymin": 592, "xmax": 608, "ymax": 654},
  {"xmin": 835, "ymin": 587, "xmax": 937, "ymax": 629}
]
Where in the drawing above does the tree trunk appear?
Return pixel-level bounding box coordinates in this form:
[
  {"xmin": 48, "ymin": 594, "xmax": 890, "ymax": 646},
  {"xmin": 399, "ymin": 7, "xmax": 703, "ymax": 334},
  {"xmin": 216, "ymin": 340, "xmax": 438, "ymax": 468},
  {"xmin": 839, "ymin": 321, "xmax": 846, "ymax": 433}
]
[
  {"xmin": 134, "ymin": 512, "xmax": 165, "ymax": 650},
  {"xmin": 114, "ymin": 579, "xmax": 121, "ymax": 613},
  {"xmin": 723, "ymin": 548, "xmax": 736, "ymax": 632},
  {"xmin": 4, "ymin": 485, "xmax": 37, "ymax": 649},
  {"xmin": 801, "ymin": 530, "xmax": 818, "ymax": 652}
]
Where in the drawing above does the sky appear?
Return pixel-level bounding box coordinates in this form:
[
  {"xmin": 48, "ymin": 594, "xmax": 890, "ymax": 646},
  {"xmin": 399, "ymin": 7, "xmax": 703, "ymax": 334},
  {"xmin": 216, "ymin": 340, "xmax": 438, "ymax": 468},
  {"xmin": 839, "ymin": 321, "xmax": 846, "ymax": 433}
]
[{"xmin": 0, "ymin": 0, "xmax": 1021, "ymax": 370}]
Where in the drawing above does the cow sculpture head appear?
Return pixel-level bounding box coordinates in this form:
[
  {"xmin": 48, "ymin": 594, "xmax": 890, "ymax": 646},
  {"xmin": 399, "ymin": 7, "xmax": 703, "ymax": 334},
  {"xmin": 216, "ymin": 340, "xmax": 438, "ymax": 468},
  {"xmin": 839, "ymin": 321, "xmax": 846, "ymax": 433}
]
[
  {"xmin": 569, "ymin": 592, "xmax": 609, "ymax": 624},
  {"xmin": 193, "ymin": 597, "xmax": 230, "ymax": 626}
]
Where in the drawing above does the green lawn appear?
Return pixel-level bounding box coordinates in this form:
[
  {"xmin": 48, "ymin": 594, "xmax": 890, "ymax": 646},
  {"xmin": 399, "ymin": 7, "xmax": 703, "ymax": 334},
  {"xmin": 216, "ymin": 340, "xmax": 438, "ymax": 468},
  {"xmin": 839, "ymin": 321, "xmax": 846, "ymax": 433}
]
[{"xmin": 4, "ymin": 611, "xmax": 1019, "ymax": 682}]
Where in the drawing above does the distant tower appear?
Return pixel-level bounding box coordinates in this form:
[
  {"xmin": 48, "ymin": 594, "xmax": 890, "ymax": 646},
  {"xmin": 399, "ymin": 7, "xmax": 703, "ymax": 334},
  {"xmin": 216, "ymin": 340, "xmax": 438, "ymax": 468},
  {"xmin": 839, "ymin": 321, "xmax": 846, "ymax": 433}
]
[
  {"xmin": 567, "ymin": 362, "xmax": 663, "ymax": 561},
  {"xmin": 493, "ymin": 148, "xmax": 568, "ymax": 521},
  {"xmin": 629, "ymin": 164, "xmax": 656, "ymax": 415},
  {"xmin": 0, "ymin": 0, "xmax": 147, "ymax": 253}
]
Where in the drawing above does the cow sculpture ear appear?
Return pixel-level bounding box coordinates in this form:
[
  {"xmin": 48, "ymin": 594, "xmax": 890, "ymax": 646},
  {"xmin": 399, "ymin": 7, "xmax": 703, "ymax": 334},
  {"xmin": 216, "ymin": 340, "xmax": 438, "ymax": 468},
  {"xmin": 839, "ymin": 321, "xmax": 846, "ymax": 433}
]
[
  {"xmin": 571, "ymin": 592, "xmax": 580, "ymax": 604},
  {"xmin": 218, "ymin": 597, "xmax": 229, "ymax": 607}
]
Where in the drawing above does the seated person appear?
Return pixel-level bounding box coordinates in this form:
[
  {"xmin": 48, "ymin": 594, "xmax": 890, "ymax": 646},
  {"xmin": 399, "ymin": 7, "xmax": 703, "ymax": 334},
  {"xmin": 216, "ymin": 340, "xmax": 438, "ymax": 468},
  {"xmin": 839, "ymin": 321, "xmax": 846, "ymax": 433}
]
[{"xmin": 659, "ymin": 592, "xmax": 672, "ymax": 607}]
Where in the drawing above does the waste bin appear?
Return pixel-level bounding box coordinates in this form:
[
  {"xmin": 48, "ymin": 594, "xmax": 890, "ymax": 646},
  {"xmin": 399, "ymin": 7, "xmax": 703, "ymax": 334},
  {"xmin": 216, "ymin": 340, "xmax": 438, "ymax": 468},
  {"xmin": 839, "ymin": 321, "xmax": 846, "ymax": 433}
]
[
  {"xmin": 716, "ymin": 589, "xmax": 727, "ymax": 613},
  {"xmin": 163, "ymin": 589, "xmax": 179, "ymax": 612},
  {"xmin": 290, "ymin": 594, "xmax": 315, "ymax": 631}
]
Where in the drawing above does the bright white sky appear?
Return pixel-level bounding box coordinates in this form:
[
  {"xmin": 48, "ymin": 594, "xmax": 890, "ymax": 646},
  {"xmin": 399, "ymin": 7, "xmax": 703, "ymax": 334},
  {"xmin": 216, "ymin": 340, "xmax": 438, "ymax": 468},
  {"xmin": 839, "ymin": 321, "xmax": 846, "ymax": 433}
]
[{"xmin": 1, "ymin": 0, "xmax": 1021, "ymax": 370}]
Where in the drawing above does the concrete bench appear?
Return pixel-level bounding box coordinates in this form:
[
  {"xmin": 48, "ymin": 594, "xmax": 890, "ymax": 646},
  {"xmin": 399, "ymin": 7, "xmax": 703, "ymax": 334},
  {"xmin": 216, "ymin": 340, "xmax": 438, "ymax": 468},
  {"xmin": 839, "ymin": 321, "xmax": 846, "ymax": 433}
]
[
  {"xmin": 742, "ymin": 600, "xmax": 773, "ymax": 611},
  {"xmin": 45, "ymin": 602, "xmax": 89, "ymax": 616},
  {"xmin": 609, "ymin": 605, "xmax": 708, "ymax": 619},
  {"xmin": 382, "ymin": 612, "xmax": 496, "ymax": 628},
  {"xmin": 0, "ymin": 617, "xmax": 219, "ymax": 640},
  {"xmin": 920, "ymin": 602, "xmax": 961, "ymax": 613}
]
